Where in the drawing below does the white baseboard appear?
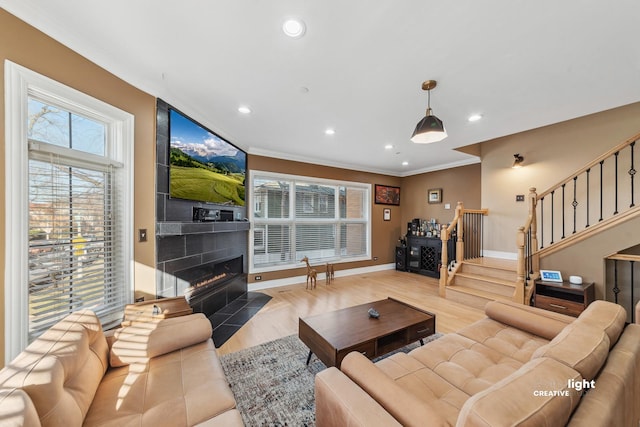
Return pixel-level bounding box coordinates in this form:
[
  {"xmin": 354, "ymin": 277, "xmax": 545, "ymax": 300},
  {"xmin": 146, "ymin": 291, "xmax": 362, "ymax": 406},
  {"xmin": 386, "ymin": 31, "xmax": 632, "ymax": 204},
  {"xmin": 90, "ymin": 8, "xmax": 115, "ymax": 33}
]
[
  {"xmin": 482, "ymin": 250, "xmax": 518, "ymax": 260},
  {"xmin": 249, "ymin": 263, "xmax": 396, "ymax": 291}
]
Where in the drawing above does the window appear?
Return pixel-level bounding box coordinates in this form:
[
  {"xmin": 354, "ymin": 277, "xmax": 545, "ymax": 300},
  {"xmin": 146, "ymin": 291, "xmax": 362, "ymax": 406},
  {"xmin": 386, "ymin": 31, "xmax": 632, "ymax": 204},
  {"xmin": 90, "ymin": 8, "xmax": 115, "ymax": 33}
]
[
  {"xmin": 4, "ymin": 61, "xmax": 134, "ymax": 360},
  {"xmin": 250, "ymin": 171, "xmax": 371, "ymax": 272}
]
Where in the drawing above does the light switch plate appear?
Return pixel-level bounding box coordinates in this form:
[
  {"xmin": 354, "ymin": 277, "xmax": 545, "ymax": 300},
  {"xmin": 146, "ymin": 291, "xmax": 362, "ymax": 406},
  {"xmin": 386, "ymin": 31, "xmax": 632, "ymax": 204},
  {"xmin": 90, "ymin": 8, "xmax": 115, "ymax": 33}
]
[{"xmin": 138, "ymin": 229, "xmax": 147, "ymax": 242}]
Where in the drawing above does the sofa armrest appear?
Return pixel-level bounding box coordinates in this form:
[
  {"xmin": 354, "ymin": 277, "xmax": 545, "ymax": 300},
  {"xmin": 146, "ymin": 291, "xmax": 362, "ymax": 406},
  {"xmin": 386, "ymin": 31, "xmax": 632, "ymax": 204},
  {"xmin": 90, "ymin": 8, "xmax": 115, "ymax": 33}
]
[
  {"xmin": 0, "ymin": 388, "xmax": 42, "ymax": 427},
  {"xmin": 340, "ymin": 352, "xmax": 449, "ymax": 427},
  {"xmin": 315, "ymin": 367, "xmax": 402, "ymax": 427},
  {"xmin": 485, "ymin": 300, "xmax": 574, "ymax": 340},
  {"xmin": 110, "ymin": 313, "xmax": 212, "ymax": 367}
]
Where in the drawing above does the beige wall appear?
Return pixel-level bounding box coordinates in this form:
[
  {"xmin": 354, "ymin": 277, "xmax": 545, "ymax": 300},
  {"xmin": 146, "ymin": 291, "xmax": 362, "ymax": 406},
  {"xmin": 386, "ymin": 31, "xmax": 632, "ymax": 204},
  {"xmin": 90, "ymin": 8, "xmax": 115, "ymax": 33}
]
[
  {"xmin": 248, "ymin": 155, "xmax": 402, "ymax": 282},
  {"xmin": 401, "ymin": 163, "xmax": 482, "ymax": 229},
  {"xmin": 0, "ymin": 10, "xmax": 157, "ymax": 367},
  {"xmin": 480, "ymin": 102, "xmax": 640, "ymax": 255}
]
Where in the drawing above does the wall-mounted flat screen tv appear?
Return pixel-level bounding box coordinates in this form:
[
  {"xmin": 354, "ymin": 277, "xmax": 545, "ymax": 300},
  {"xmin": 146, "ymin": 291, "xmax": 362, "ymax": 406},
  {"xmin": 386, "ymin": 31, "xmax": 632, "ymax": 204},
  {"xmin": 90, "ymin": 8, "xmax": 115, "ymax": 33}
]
[{"xmin": 169, "ymin": 108, "xmax": 246, "ymax": 206}]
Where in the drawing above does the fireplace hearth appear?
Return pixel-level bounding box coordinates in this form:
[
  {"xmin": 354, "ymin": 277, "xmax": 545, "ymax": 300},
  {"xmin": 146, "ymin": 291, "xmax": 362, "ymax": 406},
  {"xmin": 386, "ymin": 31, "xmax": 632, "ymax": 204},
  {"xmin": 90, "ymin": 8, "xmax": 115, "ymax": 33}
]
[{"xmin": 176, "ymin": 255, "xmax": 247, "ymax": 316}]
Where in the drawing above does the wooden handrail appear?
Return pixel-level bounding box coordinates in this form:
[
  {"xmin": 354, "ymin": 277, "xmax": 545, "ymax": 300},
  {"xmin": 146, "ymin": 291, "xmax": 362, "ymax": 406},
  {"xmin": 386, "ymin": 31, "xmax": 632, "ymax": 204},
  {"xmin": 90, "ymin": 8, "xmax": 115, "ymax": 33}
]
[
  {"xmin": 537, "ymin": 131, "xmax": 640, "ymax": 200},
  {"xmin": 606, "ymin": 253, "xmax": 640, "ymax": 262}
]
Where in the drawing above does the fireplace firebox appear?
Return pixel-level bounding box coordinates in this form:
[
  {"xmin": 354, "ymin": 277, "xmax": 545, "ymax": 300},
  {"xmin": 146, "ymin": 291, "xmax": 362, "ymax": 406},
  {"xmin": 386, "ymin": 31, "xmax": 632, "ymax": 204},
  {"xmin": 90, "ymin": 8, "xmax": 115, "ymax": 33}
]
[{"xmin": 175, "ymin": 255, "xmax": 247, "ymax": 316}]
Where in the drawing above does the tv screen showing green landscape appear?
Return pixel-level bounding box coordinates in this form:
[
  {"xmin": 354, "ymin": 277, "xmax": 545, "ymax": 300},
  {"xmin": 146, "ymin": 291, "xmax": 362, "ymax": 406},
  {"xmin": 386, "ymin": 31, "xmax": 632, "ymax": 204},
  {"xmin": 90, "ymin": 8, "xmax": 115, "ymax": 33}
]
[{"xmin": 169, "ymin": 108, "xmax": 246, "ymax": 206}]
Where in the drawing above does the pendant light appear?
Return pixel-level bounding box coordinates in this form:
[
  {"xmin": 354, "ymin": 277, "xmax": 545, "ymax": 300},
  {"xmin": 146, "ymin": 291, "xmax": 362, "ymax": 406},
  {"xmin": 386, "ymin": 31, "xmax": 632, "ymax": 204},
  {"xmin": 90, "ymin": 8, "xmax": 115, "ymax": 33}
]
[{"xmin": 411, "ymin": 80, "xmax": 448, "ymax": 144}]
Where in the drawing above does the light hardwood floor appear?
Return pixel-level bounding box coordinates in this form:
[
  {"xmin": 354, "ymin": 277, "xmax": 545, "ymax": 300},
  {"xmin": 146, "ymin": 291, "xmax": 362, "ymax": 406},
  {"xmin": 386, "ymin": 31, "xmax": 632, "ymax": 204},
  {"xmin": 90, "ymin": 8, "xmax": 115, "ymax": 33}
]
[{"xmin": 216, "ymin": 269, "xmax": 486, "ymax": 356}]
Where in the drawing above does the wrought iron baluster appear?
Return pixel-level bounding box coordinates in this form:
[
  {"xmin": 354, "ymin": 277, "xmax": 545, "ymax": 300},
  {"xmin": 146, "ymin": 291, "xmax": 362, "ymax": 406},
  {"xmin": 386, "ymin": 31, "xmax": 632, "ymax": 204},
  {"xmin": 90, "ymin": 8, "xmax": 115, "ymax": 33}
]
[
  {"xmin": 572, "ymin": 177, "xmax": 578, "ymax": 234},
  {"xmin": 550, "ymin": 190, "xmax": 555, "ymax": 244},
  {"xmin": 599, "ymin": 160, "xmax": 604, "ymax": 222},
  {"xmin": 586, "ymin": 168, "xmax": 590, "ymax": 227},
  {"xmin": 561, "ymin": 183, "xmax": 566, "ymax": 239},
  {"xmin": 614, "ymin": 151, "xmax": 619, "ymax": 215},
  {"xmin": 478, "ymin": 214, "xmax": 484, "ymax": 256},
  {"xmin": 540, "ymin": 197, "xmax": 544, "ymax": 249},
  {"xmin": 630, "ymin": 141, "xmax": 636, "ymax": 208}
]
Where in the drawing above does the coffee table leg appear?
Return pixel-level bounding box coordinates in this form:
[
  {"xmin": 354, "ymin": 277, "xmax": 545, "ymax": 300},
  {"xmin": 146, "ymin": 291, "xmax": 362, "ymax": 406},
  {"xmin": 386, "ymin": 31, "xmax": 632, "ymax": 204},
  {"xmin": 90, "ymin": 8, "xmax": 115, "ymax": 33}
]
[
  {"xmin": 306, "ymin": 350, "xmax": 313, "ymax": 365},
  {"xmin": 420, "ymin": 338, "xmax": 424, "ymax": 346}
]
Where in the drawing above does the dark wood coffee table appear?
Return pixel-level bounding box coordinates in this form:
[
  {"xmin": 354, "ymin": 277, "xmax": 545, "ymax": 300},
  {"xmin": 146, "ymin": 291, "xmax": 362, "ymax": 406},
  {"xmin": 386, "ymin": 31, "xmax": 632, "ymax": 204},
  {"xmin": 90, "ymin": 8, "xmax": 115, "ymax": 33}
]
[{"xmin": 298, "ymin": 297, "xmax": 436, "ymax": 368}]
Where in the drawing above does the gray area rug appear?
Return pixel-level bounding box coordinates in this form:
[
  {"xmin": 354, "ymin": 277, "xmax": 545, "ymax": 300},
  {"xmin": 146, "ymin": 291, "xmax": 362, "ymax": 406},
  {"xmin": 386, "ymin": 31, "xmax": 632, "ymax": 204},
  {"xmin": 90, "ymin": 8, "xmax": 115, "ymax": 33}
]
[{"xmin": 220, "ymin": 332, "xmax": 443, "ymax": 426}]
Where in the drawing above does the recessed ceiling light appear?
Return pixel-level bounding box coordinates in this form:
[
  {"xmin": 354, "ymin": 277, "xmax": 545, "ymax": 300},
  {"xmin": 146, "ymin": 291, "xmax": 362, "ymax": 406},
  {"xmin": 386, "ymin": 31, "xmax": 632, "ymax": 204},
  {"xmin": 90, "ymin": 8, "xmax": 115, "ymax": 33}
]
[
  {"xmin": 468, "ymin": 114, "xmax": 483, "ymax": 122},
  {"xmin": 402, "ymin": 161, "xmax": 409, "ymax": 166},
  {"xmin": 384, "ymin": 144, "xmax": 394, "ymax": 150},
  {"xmin": 282, "ymin": 18, "xmax": 306, "ymax": 38},
  {"xmin": 325, "ymin": 128, "xmax": 335, "ymax": 135},
  {"xmin": 238, "ymin": 106, "xmax": 251, "ymax": 114}
]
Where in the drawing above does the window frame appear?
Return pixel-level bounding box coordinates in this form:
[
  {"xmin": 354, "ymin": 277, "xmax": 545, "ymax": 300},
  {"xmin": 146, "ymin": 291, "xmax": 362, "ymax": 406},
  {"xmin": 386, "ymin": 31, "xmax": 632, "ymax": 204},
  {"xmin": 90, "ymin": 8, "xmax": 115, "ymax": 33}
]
[
  {"xmin": 249, "ymin": 170, "xmax": 371, "ymax": 274},
  {"xmin": 4, "ymin": 60, "xmax": 134, "ymax": 361}
]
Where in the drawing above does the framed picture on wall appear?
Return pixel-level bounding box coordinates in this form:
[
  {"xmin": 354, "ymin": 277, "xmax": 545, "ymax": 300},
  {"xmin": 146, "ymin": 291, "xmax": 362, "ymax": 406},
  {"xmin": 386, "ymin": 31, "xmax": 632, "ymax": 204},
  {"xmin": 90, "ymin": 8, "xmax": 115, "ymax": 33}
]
[
  {"xmin": 374, "ymin": 184, "xmax": 400, "ymax": 205},
  {"xmin": 383, "ymin": 208, "xmax": 391, "ymax": 221},
  {"xmin": 428, "ymin": 188, "xmax": 442, "ymax": 204}
]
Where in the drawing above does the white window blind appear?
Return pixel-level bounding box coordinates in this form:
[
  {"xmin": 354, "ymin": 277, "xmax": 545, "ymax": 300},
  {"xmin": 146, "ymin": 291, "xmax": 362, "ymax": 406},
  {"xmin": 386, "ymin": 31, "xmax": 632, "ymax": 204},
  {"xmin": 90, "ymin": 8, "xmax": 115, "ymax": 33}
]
[
  {"xmin": 26, "ymin": 98, "xmax": 126, "ymax": 339},
  {"xmin": 251, "ymin": 172, "xmax": 370, "ymax": 271}
]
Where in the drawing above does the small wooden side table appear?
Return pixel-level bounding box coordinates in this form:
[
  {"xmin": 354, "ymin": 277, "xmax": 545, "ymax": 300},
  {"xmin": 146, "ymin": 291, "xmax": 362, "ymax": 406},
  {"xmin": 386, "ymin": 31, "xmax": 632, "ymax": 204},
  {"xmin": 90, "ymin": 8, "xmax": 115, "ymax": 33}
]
[{"xmin": 534, "ymin": 280, "xmax": 595, "ymax": 317}]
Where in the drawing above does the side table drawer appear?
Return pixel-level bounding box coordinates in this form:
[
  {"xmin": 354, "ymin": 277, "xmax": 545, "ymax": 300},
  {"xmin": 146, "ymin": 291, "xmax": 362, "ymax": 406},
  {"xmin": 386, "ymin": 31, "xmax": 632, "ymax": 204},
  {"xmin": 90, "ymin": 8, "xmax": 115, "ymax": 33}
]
[
  {"xmin": 408, "ymin": 319, "xmax": 435, "ymax": 341},
  {"xmin": 535, "ymin": 294, "xmax": 583, "ymax": 317}
]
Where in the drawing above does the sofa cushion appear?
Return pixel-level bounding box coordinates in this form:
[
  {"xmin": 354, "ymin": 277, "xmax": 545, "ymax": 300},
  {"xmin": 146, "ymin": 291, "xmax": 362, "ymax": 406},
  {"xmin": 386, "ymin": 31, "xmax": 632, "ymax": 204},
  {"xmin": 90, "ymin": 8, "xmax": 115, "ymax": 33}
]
[
  {"xmin": 0, "ymin": 310, "xmax": 108, "ymax": 427},
  {"xmin": 574, "ymin": 300, "xmax": 626, "ymax": 347},
  {"xmin": 375, "ymin": 352, "xmax": 470, "ymax": 426},
  {"xmin": 85, "ymin": 339, "xmax": 239, "ymax": 427},
  {"xmin": 110, "ymin": 313, "xmax": 213, "ymax": 367},
  {"xmin": 340, "ymin": 352, "xmax": 450, "ymax": 427},
  {"xmin": 408, "ymin": 333, "xmax": 523, "ymax": 396},
  {"xmin": 457, "ymin": 357, "xmax": 583, "ymax": 427},
  {"xmin": 456, "ymin": 317, "xmax": 550, "ymax": 363},
  {"xmin": 532, "ymin": 321, "xmax": 609, "ymax": 380},
  {"xmin": 567, "ymin": 324, "xmax": 640, "ymax": 427},
  {"xmin": 484, "ymin": 300, "xmax": 574, "ymax": 340}
]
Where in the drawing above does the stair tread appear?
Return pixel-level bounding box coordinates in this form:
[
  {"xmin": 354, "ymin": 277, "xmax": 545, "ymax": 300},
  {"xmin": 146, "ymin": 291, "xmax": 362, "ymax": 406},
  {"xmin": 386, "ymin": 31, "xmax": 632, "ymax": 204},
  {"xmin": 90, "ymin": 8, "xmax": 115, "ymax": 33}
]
[
  {"xmin": 462, "ymin": 257, "xmax": 517, "ymax": 271},
  {"xmin": 456, "ymin": 272, "xmax": 518, "ymax": 287},
  {"xmin": 447, "ymin": 285, "xmax": 513, "ymax": 302}
]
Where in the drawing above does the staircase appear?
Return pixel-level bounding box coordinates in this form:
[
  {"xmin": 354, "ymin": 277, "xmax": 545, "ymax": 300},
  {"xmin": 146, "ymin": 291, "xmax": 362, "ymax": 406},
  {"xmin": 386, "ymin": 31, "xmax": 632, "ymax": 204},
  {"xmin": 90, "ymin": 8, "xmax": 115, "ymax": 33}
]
[
  {"xmin": 445, "ymin": 258, "xmax": 520, "ymax": 309},
  {"xmin": 439, "ymin": 131, "xmax": 640, "ymax": 311}
]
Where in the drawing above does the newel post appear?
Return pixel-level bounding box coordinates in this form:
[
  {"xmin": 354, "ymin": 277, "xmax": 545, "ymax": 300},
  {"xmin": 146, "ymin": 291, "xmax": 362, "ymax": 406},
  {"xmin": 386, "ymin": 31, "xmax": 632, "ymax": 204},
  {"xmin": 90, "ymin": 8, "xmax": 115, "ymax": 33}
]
[
  {"xmin": 455, "ymin": 201, "xmax": 464, "ymax": 263},
  {"xmin": 528, "ymin": 187, "xmax": 540, "ymax": 273},
  {"xmin": 439, "ymin": 224, "xmax": 448, "ymax": 297},
  {"xmin": 515, "ymin": 226, "xmax": 526, "ymax": 304}
]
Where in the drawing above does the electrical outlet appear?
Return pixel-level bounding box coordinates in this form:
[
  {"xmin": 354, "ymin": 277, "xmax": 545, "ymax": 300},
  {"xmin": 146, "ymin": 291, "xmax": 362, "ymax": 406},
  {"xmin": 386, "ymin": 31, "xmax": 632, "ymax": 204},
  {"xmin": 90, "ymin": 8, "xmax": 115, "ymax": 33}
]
[
  {"xmin": 516, "ymin": 195, "xmax": 525, "ymax": 202},
  {"xmin": 138, "ymin": 229, "xmax": 147, "ymax": 242},
  {"xmin": 373, "ymin": 256, "xmax": 378, "ymax": 261},
  {"xmin": 255, "ymin": 275, "xmax": 262, "ymax": 281}
]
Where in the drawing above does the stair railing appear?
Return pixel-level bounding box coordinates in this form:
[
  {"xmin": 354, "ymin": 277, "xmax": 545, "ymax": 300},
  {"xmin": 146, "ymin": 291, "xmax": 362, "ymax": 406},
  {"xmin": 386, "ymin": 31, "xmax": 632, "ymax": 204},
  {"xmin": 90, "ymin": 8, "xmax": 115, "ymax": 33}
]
[
  {"xmin": 517, "ymin": 131, "xmax": 640, "ymax": 304},
  {"xmin": 439, "ymin": 202, "xmax": 488, "ymax": 297}
]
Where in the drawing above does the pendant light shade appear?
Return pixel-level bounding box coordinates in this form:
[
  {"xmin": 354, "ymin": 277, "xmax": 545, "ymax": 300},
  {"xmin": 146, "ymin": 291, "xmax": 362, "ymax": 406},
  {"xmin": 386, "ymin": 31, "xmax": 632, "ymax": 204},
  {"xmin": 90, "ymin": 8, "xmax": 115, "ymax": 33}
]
[{"xmin": 411, "ymin": 80, "xmax": 447, "ymax": 144}]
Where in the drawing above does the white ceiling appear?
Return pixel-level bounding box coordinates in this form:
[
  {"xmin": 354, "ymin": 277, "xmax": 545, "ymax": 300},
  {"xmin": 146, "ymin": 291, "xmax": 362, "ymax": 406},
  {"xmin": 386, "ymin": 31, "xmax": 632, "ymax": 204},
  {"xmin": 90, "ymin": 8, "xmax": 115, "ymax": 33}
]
[{"xmin": 3, "ymin": 1, "xmax": 640, "ymax": 176}]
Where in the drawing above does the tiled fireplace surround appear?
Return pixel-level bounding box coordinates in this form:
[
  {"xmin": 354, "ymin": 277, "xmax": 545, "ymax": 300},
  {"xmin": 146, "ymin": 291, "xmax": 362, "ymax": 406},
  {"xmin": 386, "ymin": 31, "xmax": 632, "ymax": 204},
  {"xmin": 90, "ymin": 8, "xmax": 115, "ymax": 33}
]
[{"xmin": 155, "ymin": 99, "xmax": 248, "ymax": 311}]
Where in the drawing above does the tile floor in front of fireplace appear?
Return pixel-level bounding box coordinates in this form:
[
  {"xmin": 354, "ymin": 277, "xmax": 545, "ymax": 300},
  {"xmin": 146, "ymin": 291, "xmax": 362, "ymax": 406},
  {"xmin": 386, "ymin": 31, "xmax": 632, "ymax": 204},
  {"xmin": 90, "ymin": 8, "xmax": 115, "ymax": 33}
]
[{"xmin": 208, "ymin": 292, "xmax": 272, "ymax": 347}]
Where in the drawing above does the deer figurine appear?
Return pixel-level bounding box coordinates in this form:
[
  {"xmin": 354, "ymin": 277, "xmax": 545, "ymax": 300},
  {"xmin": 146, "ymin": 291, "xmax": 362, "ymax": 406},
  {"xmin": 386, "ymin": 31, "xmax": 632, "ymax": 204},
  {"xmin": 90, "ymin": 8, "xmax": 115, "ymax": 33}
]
[
  {"xmin": 326, "ymin": 263, "xmax": 335, "ymax": 284},
  {"xmin": 301, "ymin": 256, "xmax": 317, "ymax": 289}
]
